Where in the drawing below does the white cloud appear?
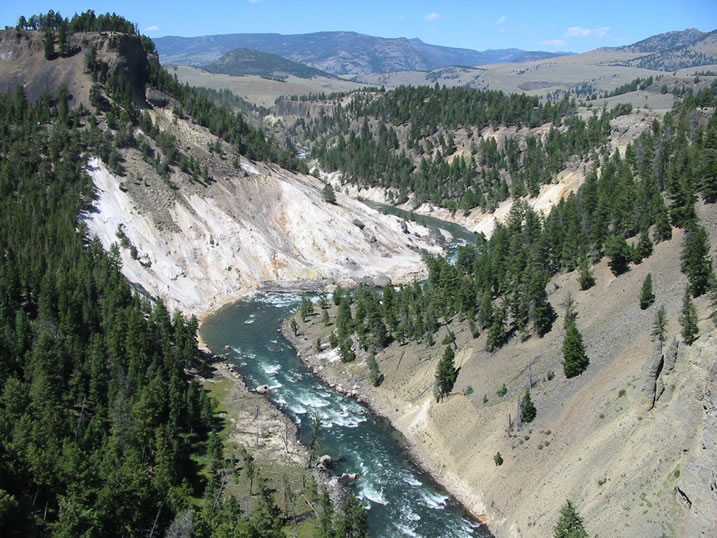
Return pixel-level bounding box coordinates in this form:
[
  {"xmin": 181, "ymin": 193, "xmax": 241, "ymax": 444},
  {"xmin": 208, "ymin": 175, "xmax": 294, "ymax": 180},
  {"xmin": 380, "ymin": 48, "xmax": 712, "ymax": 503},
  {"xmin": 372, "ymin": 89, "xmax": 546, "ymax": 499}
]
[
  {"xmin": 248, "ymin": 0, "xmax": 263, "ymax": 3},
  {"xmin": 541, "ymin": 39, "xmax": 566, "ymax": 47},
  {"xmin": 564, "ymin": 26, "xmax": 611, "ymax": 38},
  {"xmin": 425, "ymin": 13, "xmax": 440, "ymax": 21},
  {"xmin": 144, "ymin": 25, "xmax": 160, "ymax": 31},
  {"xmin": 496, "ymin": 15, "xmax": 506, "ymax": 24}
]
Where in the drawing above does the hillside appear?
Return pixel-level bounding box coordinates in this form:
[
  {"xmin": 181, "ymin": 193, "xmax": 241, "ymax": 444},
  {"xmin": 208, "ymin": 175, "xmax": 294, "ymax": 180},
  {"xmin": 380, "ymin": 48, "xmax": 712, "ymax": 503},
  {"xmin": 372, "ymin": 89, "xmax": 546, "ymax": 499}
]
[
  {"xmin": 612, "ymin": 28, "xmax": 707, "ymax": 53},
  {"xmin": 0, "ymin": 17, "xmax": 416, "ymax": 536},
  {"xmin": 343, "ymin": 28, "xmax": 716, "ymax": 94},
  {"xmin": 3, "ymin": 11, "xmax": 717, "ymax": 538},
  {"xmin": 204, "ymin": 47, "xmax": 334, "ymax": 79},
  {"xmin": 154, "ymin": 31, "xmax": 571, "ymax": 75},
  {"xmin": 287, "ymin": 203, "xmax": 717, "ymax": 537}
]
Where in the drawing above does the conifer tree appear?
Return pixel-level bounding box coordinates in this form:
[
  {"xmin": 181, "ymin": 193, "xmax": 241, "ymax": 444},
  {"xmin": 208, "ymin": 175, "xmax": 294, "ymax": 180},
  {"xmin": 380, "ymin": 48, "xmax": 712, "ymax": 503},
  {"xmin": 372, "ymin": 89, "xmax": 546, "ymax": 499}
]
[
  {"xmin": 636, "ymin": 229, "xmax": 654, "ymax": 260},
  {"xmin": 435, "ymin": 346, "xmax": 457, "ymax": 401},
  {"xmin": 519, "ymin": 389, "xmax": 537, "ymax": 424},
  {"xmin": 577, "ymin": 257, "xmax": 595, "ymax": 290},
  {"xmin": 680, "ymin": 287, "xmax": 699, "ymax": 345},
  {"xmin": 680, "ymin": 224, "xmax": 715, "ymax": 297},
  {"xmin": 651, "ymin": 305, "xmax": 667, "ymax": 345},
  {"xmin": 368, "ymin": 353, "xmax": 383, "ymax": 386},
  {"xmin": 553, "ymin": 500, "xmax": 588, "ymax": 538},
  {"xmin": 336, "ymin": 297, "xmax": 353, "ymax": 339},
  {"xmin": 562, "ymin": 320, "xmax": 590, "ymax": 378},
  {"xmin": 322, "ymin": 182, "xmax": 336, "ymax": 204},
  {"xmin": 44, "ymin": 29, "xmax": 54, "ymax": 59},
  {"xmin": 698, "ymin": 121, "xmax": 717, "ymax": 203},
  {"xmin": 605, "ymin": 235, "xmax": 631, "ymax": 276},
  {"xmin": 639, "ymin": 273, "xmax": 655, "ymax": 309}
]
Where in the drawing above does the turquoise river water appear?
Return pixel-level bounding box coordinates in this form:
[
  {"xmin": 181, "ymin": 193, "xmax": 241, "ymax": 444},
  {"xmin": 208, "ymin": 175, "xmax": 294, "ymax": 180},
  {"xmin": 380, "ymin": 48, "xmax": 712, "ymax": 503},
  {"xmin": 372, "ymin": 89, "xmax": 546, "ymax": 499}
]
[{"xmin": 200, "ymin": 206, "xmax": 491, "ymax": 537}]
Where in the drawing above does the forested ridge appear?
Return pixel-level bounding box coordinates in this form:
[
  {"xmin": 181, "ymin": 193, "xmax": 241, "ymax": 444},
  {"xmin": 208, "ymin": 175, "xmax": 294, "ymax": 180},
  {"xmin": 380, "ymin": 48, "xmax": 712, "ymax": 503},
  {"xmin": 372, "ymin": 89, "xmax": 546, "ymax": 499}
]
[
  {"xmin": 304, "ymin": 86, "xmax": 627, "ymax": 209},
  {"xmin": 0, "ymin": 11, "xmax": 360, "ymax": 537},
  {"xmin": 319, "ymin": 96, "xmax": 717, "ymax": 361},
  {"xmin": 2, "ymin": 9, "xmax": 716, "ymax": 537}
]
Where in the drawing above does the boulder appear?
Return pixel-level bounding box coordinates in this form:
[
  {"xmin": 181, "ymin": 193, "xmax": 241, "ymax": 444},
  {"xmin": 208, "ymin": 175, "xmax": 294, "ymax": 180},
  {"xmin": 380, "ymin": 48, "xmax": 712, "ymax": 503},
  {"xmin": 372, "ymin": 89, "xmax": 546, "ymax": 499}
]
[
  {"xmin": 373, "ymin": 274, "xmax": 392, "ymax": 288},
  {"xmin": 352, "ymin": 218, "xmax": 366, "ymax": 230},
  {"xmin": 145, "ymin": 86, "xmax": 169, "ymax": 107}
]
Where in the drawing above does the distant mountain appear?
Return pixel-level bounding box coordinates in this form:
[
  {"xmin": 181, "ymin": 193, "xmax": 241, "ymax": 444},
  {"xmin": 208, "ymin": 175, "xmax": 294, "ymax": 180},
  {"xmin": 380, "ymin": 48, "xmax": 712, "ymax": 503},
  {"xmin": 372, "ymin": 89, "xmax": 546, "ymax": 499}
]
[
  {"xmin": 205, "ymin": 48, "xmax": 333, "ymax": 79},
  {"xmin": 512, "ymin": 50, "xmax": 574, "ymax": 63},
  {"xmin": 615, "ymin": 28, "xmax": 706, "ymax": 53},
  {"xmin": 154, "ymin": 31, "xmax": 572, "ymax": 75},
  {"xmin": 605, "ymin": 28, "xmax": 717, "ymax": 71}
]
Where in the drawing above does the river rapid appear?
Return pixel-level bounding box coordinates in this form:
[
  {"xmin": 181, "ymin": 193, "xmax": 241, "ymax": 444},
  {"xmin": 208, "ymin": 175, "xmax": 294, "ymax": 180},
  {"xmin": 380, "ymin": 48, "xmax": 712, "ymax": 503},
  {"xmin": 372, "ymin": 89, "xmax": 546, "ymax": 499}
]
[{"xmin": 200, "ymin": 206, "xmax": 491, "ymax": 537}]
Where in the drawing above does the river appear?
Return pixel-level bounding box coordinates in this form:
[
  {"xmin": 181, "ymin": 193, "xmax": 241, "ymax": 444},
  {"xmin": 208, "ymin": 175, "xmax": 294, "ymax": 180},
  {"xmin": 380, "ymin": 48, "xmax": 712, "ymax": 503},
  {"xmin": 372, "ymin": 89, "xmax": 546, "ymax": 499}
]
[{"xmin": 200, "ymin": 205, "xmax": 490, "ymax": 537}]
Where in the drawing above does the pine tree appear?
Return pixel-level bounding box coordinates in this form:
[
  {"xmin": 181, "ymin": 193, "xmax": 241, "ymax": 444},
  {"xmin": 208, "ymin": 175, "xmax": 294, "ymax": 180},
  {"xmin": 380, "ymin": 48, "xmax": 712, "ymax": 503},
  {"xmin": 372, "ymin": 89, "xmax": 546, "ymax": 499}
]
[
  {"xmin": 698, "ymin": 123, "xmax": 717, "ymax": 203},
  {"xmin": 562, "ymin": 320, "xmax": 590, "ymax": 378},
  {"xmin": 680, "ymin": 286, "xmax": 699, "ymax": 345},
  {"xmin": 435, "ymin": 346, "xmax": 457, "ymax": 401},
  {"xmin": 639, "ymin": 273, "xmax": 655, "ymax": 309},
  {"xmin": 680, "ymin": 224, "xmax": 715, "ymax": 297},
  {"xmin": 577, "ymin": 257, "xmax": 595, "ymax": 290},
  {"xmin": 519, "ymin": 389, "xmax": 537, "ymax": 424},
  {"xmin": 368, "ymin": 353, "xmax": 383, "ymax": 387},
  {"xmin": 336, "ymin": 297, "xmax": 353, "ymax": 339},
  {"xmin": 605, "ymin": 235, "xmax": 631, "ymax": 276},
  {"xmin": 334, "ymin": 490, "xmax": 368, "ymax": 537},
  {"xmin": 553, "ymin": 500, "xmax": 588, "ymax": 538},
  {"xmin": 636, "ymin": 229, "xmax": 654, "ymax": 260},
  {"xmin": 322, "ymin": 182, "xmax": 337, "ymax": 204},
  {"xmin": 44, "ymin": 29, "xmax": 55, "ymax": 60}
]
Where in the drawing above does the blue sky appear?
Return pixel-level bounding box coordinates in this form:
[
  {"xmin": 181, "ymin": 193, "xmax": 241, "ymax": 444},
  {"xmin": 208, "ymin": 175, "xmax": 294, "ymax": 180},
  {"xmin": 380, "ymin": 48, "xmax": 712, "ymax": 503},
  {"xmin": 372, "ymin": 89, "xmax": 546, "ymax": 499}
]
[{"xmin": 4, "ymin": 1, "xmax": 717, "ymax": 53}]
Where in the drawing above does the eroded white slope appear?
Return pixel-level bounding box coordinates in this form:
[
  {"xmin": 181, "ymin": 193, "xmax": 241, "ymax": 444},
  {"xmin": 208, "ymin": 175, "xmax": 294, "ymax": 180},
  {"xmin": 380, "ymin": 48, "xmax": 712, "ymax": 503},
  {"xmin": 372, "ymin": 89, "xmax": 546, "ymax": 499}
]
[{"xmin": 83, "ymin": 157, "xmax": 440, "ymax": 318}]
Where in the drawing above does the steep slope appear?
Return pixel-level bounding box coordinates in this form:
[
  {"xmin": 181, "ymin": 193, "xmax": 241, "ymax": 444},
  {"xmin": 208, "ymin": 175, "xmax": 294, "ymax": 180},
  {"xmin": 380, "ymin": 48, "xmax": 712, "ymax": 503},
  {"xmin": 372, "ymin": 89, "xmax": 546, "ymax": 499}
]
[
  {"xmin": 154, "ymin": 31, "xmax": 570, "ymax": 75},
  {"xmin": 287, "ymin": 203, "xmax": 717, "ymax": 538},
  {"xmin": 0, "ymin": 28, "xmax": 150, "ymax": 106},
  {"xmin": 81, "ymin": 106, "xmax": 442, "ymax": 319}
]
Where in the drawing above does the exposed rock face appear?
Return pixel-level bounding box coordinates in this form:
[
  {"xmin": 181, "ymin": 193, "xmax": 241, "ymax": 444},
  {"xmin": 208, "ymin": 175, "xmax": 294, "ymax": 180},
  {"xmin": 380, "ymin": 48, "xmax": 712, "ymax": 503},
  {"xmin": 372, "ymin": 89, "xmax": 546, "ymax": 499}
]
[
  {"xmin": 677, "ymin": 339, "xmax": 717, "ymax": 536},
  {"xmin": 145, "ymin": 86, "xmax": 170, "ymax": 107},
  {"xmin": 0, "ymin": 29, "xmax": 151, "ymax": 107},
  {"xmin": 82, "ymin": 112, "xmax": 441, "ymax": 319},
  {"xmin": 641, "ymin": 340, "xmax": 665, "ymax": 410}
]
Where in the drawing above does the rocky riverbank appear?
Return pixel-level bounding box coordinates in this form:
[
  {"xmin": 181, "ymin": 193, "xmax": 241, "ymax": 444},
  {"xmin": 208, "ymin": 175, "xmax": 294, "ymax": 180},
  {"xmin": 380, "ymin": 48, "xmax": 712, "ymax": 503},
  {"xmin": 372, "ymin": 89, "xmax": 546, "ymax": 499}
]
[
  {"xmin": 279, "ymin": 313, "xmax": 493, "ymax": 530},
  {"xmin": 198, "ymin": 351, "xmax": 348, "ymax": 512},
  {"xmin": 278, "ymin": 217, "xmax": 717, "ymax": 538}
]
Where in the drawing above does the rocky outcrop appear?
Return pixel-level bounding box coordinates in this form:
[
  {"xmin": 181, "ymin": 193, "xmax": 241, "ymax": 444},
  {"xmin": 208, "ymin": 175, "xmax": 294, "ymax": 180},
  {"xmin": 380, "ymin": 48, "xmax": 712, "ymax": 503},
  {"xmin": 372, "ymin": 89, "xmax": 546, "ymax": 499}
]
[
  {"xmin": 677, "ymin": 340, "xmax": 717, "ymax": 536},
  {"xmin": 640, "ymin": 338, "xmax": 680, "ymax": 411},
  {"xmin": 82, "ymin": 115, "xmax": 441, "ymax": 318},
  {"xmin": 145, "ymin": 86, "xmax": 170, "ymax": 107},
  {"xmin": 640, "ymin": 340, "xmax": 665, "ymax": 410},
  {"xmin": 0, "ymin": 29, "xmax": 151, "ymax": 107}
]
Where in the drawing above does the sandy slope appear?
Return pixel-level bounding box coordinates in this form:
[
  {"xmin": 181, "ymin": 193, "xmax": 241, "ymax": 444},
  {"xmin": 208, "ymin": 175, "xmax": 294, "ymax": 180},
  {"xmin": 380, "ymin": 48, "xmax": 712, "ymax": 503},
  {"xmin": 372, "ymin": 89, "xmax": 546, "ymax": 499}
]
[
  {"xmin": 287, "ymin": 203, "xmax": 717, "ymax": 537},
  {"xmin": 82, "ymin": 151, "xmax": 441, "ymax": 319}
]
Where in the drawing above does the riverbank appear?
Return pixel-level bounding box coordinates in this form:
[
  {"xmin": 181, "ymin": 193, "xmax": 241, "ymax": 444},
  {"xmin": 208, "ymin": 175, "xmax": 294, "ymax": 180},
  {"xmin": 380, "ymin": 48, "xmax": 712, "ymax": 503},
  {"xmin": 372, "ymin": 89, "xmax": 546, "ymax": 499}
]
[
  {"xmin": 196, "ymin": 348, "xmax": 348, "ymax": 524},
  {"xmin": 279, "ymin": 312, "xmax": 493, "ymax": 532},
  {"xmin": 278, "ymin": 212, "xmax": 717, "ymax": 537}
]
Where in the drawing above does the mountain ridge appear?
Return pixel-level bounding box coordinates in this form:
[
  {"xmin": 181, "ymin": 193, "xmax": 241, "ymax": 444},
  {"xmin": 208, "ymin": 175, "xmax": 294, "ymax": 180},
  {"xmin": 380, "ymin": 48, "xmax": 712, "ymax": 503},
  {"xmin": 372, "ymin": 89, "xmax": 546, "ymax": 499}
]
[
  {"xmin": 154, "ymin": 31, "xmax": 573, "ymax": 75},
  {"xmin": 205, "ymin": 47, "xmax": 334, "ymax": 79}
]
